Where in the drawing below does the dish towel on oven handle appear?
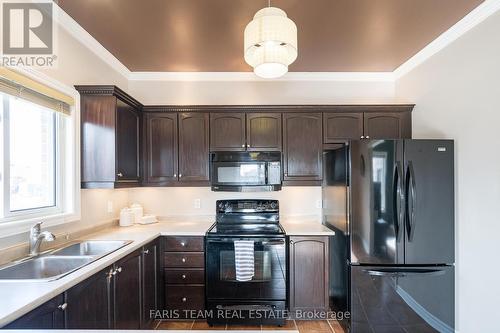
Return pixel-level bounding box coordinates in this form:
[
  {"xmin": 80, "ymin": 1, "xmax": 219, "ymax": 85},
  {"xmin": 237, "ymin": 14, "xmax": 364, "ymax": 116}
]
[{"xmin": 234, "ymin": 240, "xmax": 255, "ymax": 282}]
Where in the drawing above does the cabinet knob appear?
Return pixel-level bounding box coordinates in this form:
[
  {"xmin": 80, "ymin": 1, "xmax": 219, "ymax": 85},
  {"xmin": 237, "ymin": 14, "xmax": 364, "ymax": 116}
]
[
  {"xmin": 143, "ymin": 249, "xmax": 149, "ymax": 255},
  {"xmin": 58, "ymin": 303, "xmax": 68, "ymax": 311},
  {"xmin": 173, "ymin": 174, "xmax": 177, "ymax": 177},
  {"xmin": 289, "ymin": 240, "xmax": 294, "ymax": 244},
  {"xmin": 179, "ymin": 174, "xmax": 182, "ymax": 178},
  {"xmin": 247, "ymin": 144, "xmax": 250, "ymax": 148},
  {"xmin": 182, "ymin": 274, "xmax": 186, "ymax": 279},
  {"xmin": 365, "ymin": 135, "xmax": 370, "ymax": 139},
  {"xmin": 113, "ymin": 267, "xmax": 122, "ymax": 275},
  {"xmin": 117, "ymin": 172, "xmax": 123, "ymax": 177},
  {"xmin": 181, "ymin": 258, "xmax": 186, "ymax": 263},
  {"xmin": 182, "ymin": 297, "xmax": 187, "ymax": 302},
  {"xmin": 241, "ymin": 144, "xmax": 245, "ymax": 148},
  {"xmin": 360, "ymin": 136, "xmax": 365, "ymax": 139},
  {"xmin": 180, "ymin": 242, "xmax": 186, "ymax": 247}
]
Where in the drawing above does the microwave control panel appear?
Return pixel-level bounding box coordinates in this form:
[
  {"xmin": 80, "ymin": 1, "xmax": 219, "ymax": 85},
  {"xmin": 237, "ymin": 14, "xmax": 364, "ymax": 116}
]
[{"xmin": 268, "ymin": 162, "xmax": 281, "ymax": 185}]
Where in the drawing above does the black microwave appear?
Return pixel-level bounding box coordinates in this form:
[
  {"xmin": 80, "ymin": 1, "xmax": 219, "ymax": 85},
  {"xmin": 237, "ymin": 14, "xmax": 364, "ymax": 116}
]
[{"xmin": 210, "ymin": 151, "xmax": 282, "ymax": 192}]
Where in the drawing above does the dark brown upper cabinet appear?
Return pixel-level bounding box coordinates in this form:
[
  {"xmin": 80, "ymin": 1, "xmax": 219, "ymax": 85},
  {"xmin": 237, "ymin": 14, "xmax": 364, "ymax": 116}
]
[
  {"xmin": 143, "ymin": 112, "xmax": 178, "ymax": 185},
  {"xmin": 363, "ymin": 111, "xmax": 411, "ymax": 139},
  {"xmin": 178, "ymin": 112, "xmax": 210, "ymax": 182},
  {"xmin": 76, "ymin": 85, "xmax": 142, "ymax": 189},
  {"xmin": 246, "ymin": 113, "xmax": 282, "ymax": 151},
  {"xmin": 283, "ymin": 113, "xmax": 323, "ymax": 182},
  {"xmin": 323, "ymin": 106, "xmax": 413, "ymax": 142},
  {"xmin": 210, "ymin": 113, "xmax": 246, "ymax": 151},
  {"xmin": 323, "ymin": 112, "xmax": 364, "ymax": 142}
]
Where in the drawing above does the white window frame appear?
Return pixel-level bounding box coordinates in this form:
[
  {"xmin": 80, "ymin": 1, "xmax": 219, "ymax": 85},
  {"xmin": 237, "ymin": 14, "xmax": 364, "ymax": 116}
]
[{"xmin": 0, "ymin": 68, "xmax": 80, "ymax": 236}]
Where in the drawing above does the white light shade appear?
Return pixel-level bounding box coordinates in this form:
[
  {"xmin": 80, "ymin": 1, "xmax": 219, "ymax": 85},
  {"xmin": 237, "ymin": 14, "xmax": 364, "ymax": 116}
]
[{"xmin": 244, "ymin": 7, "xmax": 297, "ymax": 79}]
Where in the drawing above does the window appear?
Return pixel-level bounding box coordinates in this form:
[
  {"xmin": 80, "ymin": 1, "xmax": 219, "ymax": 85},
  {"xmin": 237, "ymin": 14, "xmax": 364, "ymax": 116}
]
[{"xmin": 0, "ymin": 91, "xmax": 68, "ymax": 220}]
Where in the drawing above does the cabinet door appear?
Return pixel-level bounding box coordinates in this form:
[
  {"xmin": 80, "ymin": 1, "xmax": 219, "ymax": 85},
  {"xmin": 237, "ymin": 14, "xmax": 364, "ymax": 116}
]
[
  {"xmin": 246, "ymin": 113, "xmax": 282, "ymax": 151},
  {"xmin": 363, "ymin": 112, "xmax": 411, "ymax": 139},
  {"xmin": 113, "ymin": 250, "xmax": 142, "ymax": 329},
  {"xmin": 65, "ymin": 267, "xmax": 112, "ymax": 329},
  {"xmin": 283, "ymin": 113, "xmax": 323, "ymax": 181},
  {"xmin": 116, "ymin": 99, "xmax": 140, "ymax": 181},
  {"xmin": 178, "ymin": 112, "xmax": 210, "ymax": 182},
  {"xmin": 141, "ymin": 240, "xmax": 159, "ymax": 329},
  {"xmin": 144, "ymin": 113, "xmax": 178, "ymax": 184},
  {"xmin": 5, "ymin": 295, "xmax": 65, "ymax": 329},
  {"xmin": 323, "ymin": 112, "xmax": 363, "ymax": 142},
  {"xmin": 210, "ymin": 113, "xmax": 246, "ymax": 151},
  {"xmin": 289, "ymin": 236, "xmax": 329, "ymax": 313}
]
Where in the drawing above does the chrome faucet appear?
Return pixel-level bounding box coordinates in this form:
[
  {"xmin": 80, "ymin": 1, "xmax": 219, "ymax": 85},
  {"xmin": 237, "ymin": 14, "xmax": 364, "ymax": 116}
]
[{"xmin": 29, "ymin": 222, "xmax": 56, "ymax": 256}]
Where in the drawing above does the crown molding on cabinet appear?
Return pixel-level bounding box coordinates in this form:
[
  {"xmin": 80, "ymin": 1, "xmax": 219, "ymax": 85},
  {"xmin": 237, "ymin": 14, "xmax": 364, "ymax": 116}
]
[
  {"xmin": 74, "ymin": 85, "xmax": 143, "ymax": 109},
  {"xmin": 54, "ymin": 0, "xmax": 500, "ymax": 83}
]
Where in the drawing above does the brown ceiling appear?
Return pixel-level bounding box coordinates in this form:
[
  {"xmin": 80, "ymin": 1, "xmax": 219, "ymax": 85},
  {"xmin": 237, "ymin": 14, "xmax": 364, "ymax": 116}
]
[{"xmin": 56, "ymin": 0, "xmax": 484, "ymax": 72}]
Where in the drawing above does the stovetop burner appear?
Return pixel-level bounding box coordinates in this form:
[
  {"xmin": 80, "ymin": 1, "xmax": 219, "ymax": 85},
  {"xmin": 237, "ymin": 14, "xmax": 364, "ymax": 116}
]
[{"xmin": 206, "ymin": 199, "xmax": 285, "ymax": 237}]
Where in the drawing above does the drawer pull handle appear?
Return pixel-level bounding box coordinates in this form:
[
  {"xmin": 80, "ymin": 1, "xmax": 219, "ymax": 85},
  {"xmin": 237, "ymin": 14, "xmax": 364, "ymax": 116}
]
[
  {"xmin": 58, "ymin": 303, "xmax": 67, "ymax": 311},
  {"xmin": 182, "ymin": 297, "xmax": 187, "ymax": 302},
  {"xmin": 182, "ymin": 258, "xmax": 186, "ymax": 263},
  {"xmin": 143, "ymin": 249, "xmax": 149, "ymax": 255},
  {"xmin": 182, "ymin": 274, "xmax": 186, "ymax": 279},
  {"xmin": 180, "ymin": 242, "xmax": 186, "ymax": 247}
]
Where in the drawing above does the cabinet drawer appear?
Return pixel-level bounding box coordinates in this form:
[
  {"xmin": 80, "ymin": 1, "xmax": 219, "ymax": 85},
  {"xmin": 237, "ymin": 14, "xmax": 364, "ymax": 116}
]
[
  {"xmin": 164, "ymin": 252, "xmax": 204, "ymax": 268},
  {"xmin": 163, "ymin": 236, "xmax": 204, "ymax": 252},
  {"xmin": 165, "ymin": 285, "xmax": 204, "ymax": 310},
  {"xmin": 165, "ymin": 268, "xmax": 205, "ymax": 284}
]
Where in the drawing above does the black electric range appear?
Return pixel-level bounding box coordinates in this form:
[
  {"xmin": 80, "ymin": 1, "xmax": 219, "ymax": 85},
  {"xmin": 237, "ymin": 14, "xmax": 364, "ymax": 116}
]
[{"xmin": 205, "ymin": 199, "xmax": 287, "ymax": 326}]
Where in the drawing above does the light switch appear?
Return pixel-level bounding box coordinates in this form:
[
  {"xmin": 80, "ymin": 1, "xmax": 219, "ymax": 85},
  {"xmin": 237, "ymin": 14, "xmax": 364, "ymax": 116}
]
[
  {"xmin": 107, "ymin": 201, "xmax": 113, "ymax": 213},
  {"xmin": 194, "ymin": 199, "xmax": 201, "ymax": 209}
]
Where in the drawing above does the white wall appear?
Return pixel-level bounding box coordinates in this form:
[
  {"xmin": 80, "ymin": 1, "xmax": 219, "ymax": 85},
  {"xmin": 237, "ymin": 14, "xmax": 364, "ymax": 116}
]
[
  {"xmin": 395, "ymin": 10, "xmax": 500, "ymax": 333},
  {"xmin": 129, "ymin": 79, "xmax": 395, "ymax": 105},
  {"xmin": 128, "ymin": 187, "xmax": 321, "ymax": 218}
]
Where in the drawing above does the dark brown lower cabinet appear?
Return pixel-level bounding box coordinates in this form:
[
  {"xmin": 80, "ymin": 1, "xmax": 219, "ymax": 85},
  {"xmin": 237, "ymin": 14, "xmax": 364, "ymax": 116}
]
[
  {"xmin": 113, "ymin": 249, "xmax": 142, "ymax": 329},
  {"xmin": 65, "ymin": 266, "xmax": 113, "ymax": 329},
  {"xmin": 289, "ymin": 236, "xmax": 329, "ymax": 314},
  {"xmin": 4, "ymin": 294, "xmax": 65, "ymax": 329},
  {"xmin": 141, "ymin": 239, "xmax": 160, "ymax": 329}
]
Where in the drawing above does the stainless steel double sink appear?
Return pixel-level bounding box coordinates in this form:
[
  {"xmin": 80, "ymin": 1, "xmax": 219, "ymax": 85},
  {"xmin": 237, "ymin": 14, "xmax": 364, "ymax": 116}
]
[{"xmin": 0, "ymin": 240, "xmax": 132, "ymax": 281}]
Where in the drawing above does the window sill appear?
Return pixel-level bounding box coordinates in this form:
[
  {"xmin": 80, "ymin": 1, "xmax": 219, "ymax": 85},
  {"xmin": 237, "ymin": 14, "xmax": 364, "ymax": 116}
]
[{"xmin": 0, "ymin": 212, "xmax": 80, "ymax": 238}]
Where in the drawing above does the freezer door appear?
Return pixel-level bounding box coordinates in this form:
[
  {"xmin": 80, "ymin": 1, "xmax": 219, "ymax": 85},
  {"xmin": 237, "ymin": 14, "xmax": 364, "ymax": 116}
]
[
  {"xmin": 404, "ymin": 140, "xmax": 454, "ymax": 265},
  {"xmin": 350, "ymin": 140, "xmax": 404, "ymax": 265},
  {"xmin": 350, "ymin": 265, "xmax": 454, "ymax": 333}
]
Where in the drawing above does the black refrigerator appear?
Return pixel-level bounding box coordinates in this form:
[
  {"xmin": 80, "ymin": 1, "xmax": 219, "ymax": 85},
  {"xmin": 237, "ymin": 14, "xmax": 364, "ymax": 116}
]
[{"xmin": 323, "ymin": 140, "xmax": 455, "ymax": 333}]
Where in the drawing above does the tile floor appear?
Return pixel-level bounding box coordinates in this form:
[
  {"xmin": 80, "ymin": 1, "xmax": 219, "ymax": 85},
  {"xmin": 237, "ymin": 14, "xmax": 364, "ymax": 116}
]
[{"xmin": 155, "ymin": 320, "xmax": 344, "ymax": 332}]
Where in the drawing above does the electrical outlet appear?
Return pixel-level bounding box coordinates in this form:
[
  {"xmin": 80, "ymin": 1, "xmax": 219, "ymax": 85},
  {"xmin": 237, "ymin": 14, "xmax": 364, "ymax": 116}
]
[
  {"xmin": 194, "ymin": 199, "xmax": 201, "ymax": 209},
  {"xmin": 107, "ymin": 201, "xmax": 114, "ymax": 213},
  {"xmin": 315, "ymin": 199, "xmax": 322, "ymax": 209}
]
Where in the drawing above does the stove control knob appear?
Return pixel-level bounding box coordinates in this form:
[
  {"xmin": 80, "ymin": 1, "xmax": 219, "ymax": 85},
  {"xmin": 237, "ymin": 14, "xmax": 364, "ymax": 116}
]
[{"xmin": 270, "ymin": 202, "xmax": 277, "ymax": 209}]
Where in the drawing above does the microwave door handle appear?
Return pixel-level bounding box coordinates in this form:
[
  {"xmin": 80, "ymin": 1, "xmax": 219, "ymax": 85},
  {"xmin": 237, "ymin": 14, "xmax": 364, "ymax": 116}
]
[{"xmin": 265, "ymin": 163, "xmax": 269, "ymax": 184}]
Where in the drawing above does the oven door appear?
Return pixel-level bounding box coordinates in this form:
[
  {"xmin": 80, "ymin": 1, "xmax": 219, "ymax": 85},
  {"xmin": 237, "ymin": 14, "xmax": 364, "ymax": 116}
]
[
  {"xmin": 211, "ymin": 162, "xmax": 267, "ymax": 186},
  {"xmin": 206, "ymin": 238, "xmax": 286, "ymax": 301}
]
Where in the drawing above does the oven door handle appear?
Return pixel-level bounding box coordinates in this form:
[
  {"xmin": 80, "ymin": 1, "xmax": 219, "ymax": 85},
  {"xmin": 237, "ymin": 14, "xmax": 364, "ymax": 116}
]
[
  {"xmin": 207, "ymin": 239, "xmax": 285, "ymax": 244},
  {"xmin": 216, "ymin": 304, "xmax": 277, "ymax": 311}
]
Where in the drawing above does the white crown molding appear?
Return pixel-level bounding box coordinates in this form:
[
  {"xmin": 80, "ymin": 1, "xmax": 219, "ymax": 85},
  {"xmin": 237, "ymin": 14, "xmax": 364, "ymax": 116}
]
[
  {"xmin": 51, "ymin": 2, "xmax": 131, "ymax": 79},
  {"xmin": 393, "ymin": 0, "xmax": 500, "ymax": 79},
  {"xmin": 128, "ymin": 71, "xmax": 395, "ymax": 82},
  {"xmin": 51, "ymin": 0, "xmax": 500, "ymax": 83}
]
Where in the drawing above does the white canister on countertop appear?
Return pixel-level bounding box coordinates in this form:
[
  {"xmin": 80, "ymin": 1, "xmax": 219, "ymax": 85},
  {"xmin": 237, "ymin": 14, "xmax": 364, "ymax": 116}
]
[
  {"xmin": 119, "ymin": 208, "xmax": 134, "ymax": 227},
  {"xmin": 129, "ymin": 203, "xmax": 144, "ymax": 224}
]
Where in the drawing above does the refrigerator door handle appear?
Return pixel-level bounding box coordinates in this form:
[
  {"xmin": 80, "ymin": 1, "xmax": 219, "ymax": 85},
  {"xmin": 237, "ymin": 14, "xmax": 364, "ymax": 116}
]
[
  {"xmin": 407, "ymin": 161, "xmax": 417, "ymax": 242},
  {"xmin": 392, "ymin": 162, "xmax": 403, "ymax": 240},
  {"xmin": 363, "ymin": 268, "xmax": 446, "ymax": 278}
]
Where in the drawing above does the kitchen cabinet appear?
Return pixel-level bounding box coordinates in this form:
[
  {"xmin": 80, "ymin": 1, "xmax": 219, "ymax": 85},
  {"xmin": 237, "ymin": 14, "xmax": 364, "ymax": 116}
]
[
  {"xmin": 65, "ymin": 267, "xmax": 113, "ymax": 329},
  {"xmin": 162, "ymin": 236, "xmax": 205, "ymax": 318},
  {"xmin": 323, "ymin": 107, "xmax": 412, "ymax": 142},
  {"xmin": 143, "ymin": 112, "xmax": 209, "ymax": 186},
  {"xmin": 210, "ymin": 112, "xmax": 246, "ymax": 151},
  {"xmin": 76, "ymin": 85, "xmax": 142, "ymax": 189},
  {"xmin": 4, "ymin": 295, "xmax": 65, "ymax": 329},
  {"xmin": 289, "ymin": 236, "xmax": 329, "ymax": 314},
  {"xmin": 178, "ymin": 112, "xmax": 210, "ymax": 182},
  {"xmin": 143, "ymin": 112, "xmax": 178, "ymax": 185},
  {"xmin": 210, "ymin": 112, "xmax": 282, "ymax": 151},
  {"xmin": 246, "ymin": 113, "xmax": 282, "ymax": 151},
  {"xmin": 283, "ymin": 113, "xmax": 323, "ymax": 183},
  {"xmin": 141, "ymin": 239, "xmax": 160, "ymax": 329},
  {"xmin": 113, "ymin": 249, "xmax": 142, "ymax": 329}
]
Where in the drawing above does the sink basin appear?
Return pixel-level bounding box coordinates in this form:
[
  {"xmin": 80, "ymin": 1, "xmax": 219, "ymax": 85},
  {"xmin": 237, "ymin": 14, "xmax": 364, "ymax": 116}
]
[
  {"xmin": 51, "ymin": 240, "xmax": 131, "ymax": 256},
  {"xmin": 0, "ymin": 256, "xmax": 94, "ymax": 281}
]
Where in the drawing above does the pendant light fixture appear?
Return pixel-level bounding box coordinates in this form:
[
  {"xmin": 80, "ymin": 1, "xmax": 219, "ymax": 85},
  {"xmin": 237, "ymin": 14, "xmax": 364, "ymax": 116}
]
[{"xmin": 244, "ymin": 1, "xmax": 297, "ymax": 79}]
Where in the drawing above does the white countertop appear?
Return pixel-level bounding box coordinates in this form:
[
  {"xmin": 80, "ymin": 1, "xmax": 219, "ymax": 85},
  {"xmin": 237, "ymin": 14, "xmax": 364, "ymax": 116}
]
[{"xmin": 0, "ymin": 218, "xmax": 333, "ymax": 327}]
